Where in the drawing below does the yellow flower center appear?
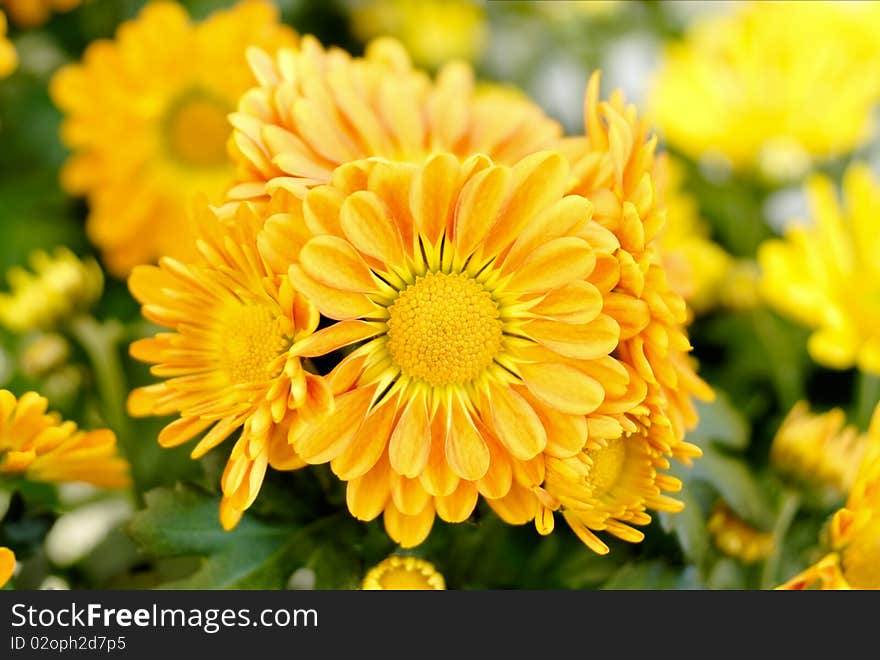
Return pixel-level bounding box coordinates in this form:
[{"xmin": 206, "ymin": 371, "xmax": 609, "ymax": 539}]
[
  {"xmin": 221, "ymin": 303, "xmax": 289, "ymax": 385},
  {"xmin": 841, "ymin": 517, "xmax": 880, "ymax": 589},
  {"xmin": 165, "ymin": 92, "xmax": 231, "ymax": 168},
  {"xmin": 585, "ymin": 436, "xmax": 626, "ymax": 497},
  {"xmin": 362, "ymin": 556, "xmax": 445, "ymax": 590},
  {"xmin": 386, "ymin": 272, "xmax": 503, "ymax": 387}
]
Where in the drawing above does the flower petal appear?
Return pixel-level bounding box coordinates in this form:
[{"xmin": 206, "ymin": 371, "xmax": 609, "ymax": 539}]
[
  {"xmin": 489, "ymin": 385, "xmax": 547, "ymax": 460},
  {"xmin": 506, "ymin": 237, "xmax": 595, "ymax": 295},
  {"xmin": 524, "ymin": 314, "xmax": 619, "ymax": 360},
  {"xmin": 299, "ymin": 235, "xmax": 377, "ymax": 293},
  {"xmin": 519, "ymin": 362, "xmax": 605, "ymax": 415},
  {"xmin": 388, "ymin": 395, "xmax": 431, "ymax": 478},
  {"xmin": 340, "ymin": 190, "xmax": 405, "ymax": 266}
]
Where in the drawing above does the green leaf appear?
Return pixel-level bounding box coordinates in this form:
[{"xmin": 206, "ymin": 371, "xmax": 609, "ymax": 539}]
[
  {"xmin": 659, "ymin": 486, "xmax": 710, "ymax": 568},
  {"xmin": 692, "ymin": 448, "xmax": 774, "ymax": 528},
  {"xmin": 128, "ymin": 485, "xmax": 341, "ymax": 589},
  {"xmin": 599, "ymin": 560, "xmax": 689, "ymax": 590}
]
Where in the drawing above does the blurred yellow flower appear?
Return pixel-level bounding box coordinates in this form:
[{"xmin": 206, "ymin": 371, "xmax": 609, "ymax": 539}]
[
  {"xmin": 127, "ymin": 202, "xmax": 327, "ymax": 530},
  {"xmin": 771, "ymin": 401, "xmax": 866, "ymax": 499},
  {"xmin": 707, "ymin": 500, "xmax": 774, "ymax": 564},
  {"xmin": 717, "ymin": 259, "xmax": 761, "ymax": 313},
  {"xmin": 0, "ymin": 11, "xmax": 16, "ymax": 78},
  {"xmin": 779, "ymin": 403, "xmax": 880, "ymax": 589},
  {"xmin": 0, "ymin": 247, "xmax": 103, "ymax": 334},
  {"xmin": 49, "ymin": 0, "xmax": 297, "ymax": 277},
  {"xmin": 258, "ymin": 152, "xmax": 644, "ymax": 549},
  {"xmin": 758, "ymin": 164, "xmax": 880, "ymax": 374},
  {"xmin": 0, "ymin": 390, "xmax": 129, "ymax": 488},
  {"xmin": 229, "ymin": 35, "xmax": 560, "ymax": 201},
  {"xmin": 362, "ymin": 555, "xmax": 445, "ymax": 590},
  {"xmin": 650, "ymin": 1, "xmax": 880, "ymax": 180},
  {"xmin": 655, "ymin": 156, "xmax": 733, "ymax": 316},
  {"xmin": 1, "ymin": 0, "xmax": 79, "ymax": 28},
  {"xmin": 0, "ymin": 546, "xmax": 13, "ymax": 588},
  {"xmin": 349, "ymin": 0, "xmax": 487, "ymax": 70}
]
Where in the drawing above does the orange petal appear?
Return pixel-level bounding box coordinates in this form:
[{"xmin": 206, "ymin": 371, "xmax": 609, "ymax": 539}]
[
  {"xmin": 486, "ymin": 482, "xmax": 537, "ymax": 525},
  {"xmin": 391, "ymin": 474, "xmax": 432, "ymax": 515},
  {"xmin": 388, "ymin": 396, "xmax": 431, "ymax": 478},
  {"xmin": 453, "ymin": 165, "xmax": 511, "ymax": 257},
  {"xmin": 290, "ymin": 320, "xmax": 381, "ymax": 358},
  {"xmin": 528, "ymin": 281, "xmax": 602, "ymax": 325},
  {"xmin": 411, "ymin": 153, "xmax": 459, "ymax": 242},
  {"xmin": 346, "ymin": 455, "xmax": 391, "ymax": 521},
  {"xmin": 435, "ymin": 481, "xmax": 478, "ymax": 523},
  {"xmin": 506, "ymin": 237, "xmax": 595, "ymax": 294},
  {"xmin": 445, "ymin": 401, "xmax": 490, "ymax": 480},
  {"xmin": 383, "ymin": 501, "xmax": 435, "ymax": 548},
  {"xmin": 489, "ymin": 385, "xmax": 547, "ymax": 460},
  {"xmin": 519, "ymin": 362, "xmax": 605, "ymax": 415},
  {"xmin": 524, "ymin": 314, "xmax": 619, "ymax": 360},
  {"xmin": 288, "ymin": 264, "xmax": 377, "ymax": 320},
  {"xmin": 331, "ymin": 398, "xmax": 397, "ymax": 480},
  {"xmin": 300, "ymin": 235, "xmax": 377, "ymax": 292},
  {"xmin": 340, "ymin": 190, "xmax": 405, "ymax": 266},
  {"xmin": 292, "ymin": 386, "xmax": 373, "ymax": 463}
]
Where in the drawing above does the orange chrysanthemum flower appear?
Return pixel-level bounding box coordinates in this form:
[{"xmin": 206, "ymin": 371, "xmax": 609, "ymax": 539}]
[
  {"xmin": 361, "ymin": 555, "xmax": 446, "ymax": 590},
  {"xmin": 0, "ymin": 390, "xmax": 129, "ymax": 488},
  {"xmin": 256, "ymin": 151, "xmax": 645, "ymax": 548},
  {"xmin": 0, "ymin": 546, "xmax": 13, "ymax": 588},
  {"xmin": 50, "ymin": 0, "xmax": 297, "ymax": 276},
  {"xmin": 228, "ymin": 35, "xmax": 561, "ymax": 201},
  {"xmin": 778, "ymin": 403, "xmax": 880, "ymax": 590},
  {"xmin": 127, "ymin": 203, "xmax": 328, "ymax": 529}
]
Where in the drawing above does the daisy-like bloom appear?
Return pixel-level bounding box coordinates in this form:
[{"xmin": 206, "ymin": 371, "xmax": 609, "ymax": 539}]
[
  {"xmin": 127, "ymin": 201, "xmax": 327, "ymax": 530},
  {"xmin": 0, "ymin": 390, "xmax": 129, "ymax": 488},
  {"xmin": 348, "ymin": 0, "xmax": 487, "ymax": 70},
  {"xmin": 1, "ymin": 0, "xmax": 78, "ymax": 28},
  {"xmin": 0, "ymin": 547, "xmax": 13, "ymax": 588},
  {"xmin": 706, "ymin": 500, "xmax": 774, "ymax": 564},
  {"xmin": 259, "ymin": 151, "xmax": 646, "ymax": 548},
  {"xmin": 49, "ymin": 1, "xmax": 297, "ymax": 277},
  {"xmin": 649, "ymin": 1, "xmax": 880, "ymax": 180},
  {"xmin": 778, "ymin": 403, "xmax": 880, "ymax": 590},
  {"xmin": 654, "ymin": 156, "xmax": 732, "ymax": 316},
  {"xmin": 758, "ymin": 164, "xmax": 880, "ymax": 374},
  {"xmin": 361, "ymin": 555, "xmax": 445, "ymax": 590},
  {"xmin": 0, "ymin": 11, "xmax": 16, "ymax": 79},
  {"xmin": 535, "ymin": 73, "xmax": 712, "ymax": 553},
  {"xmin": 0, "ymin": 247, "xmax": 103, "ymax": 334},
  {"xmin": 228, "ymin": 34, "xmax": 561, "ymax": 201},
  {"xmin": 770, "ymin": 401, "xmax": 866, "ymax": 499}
]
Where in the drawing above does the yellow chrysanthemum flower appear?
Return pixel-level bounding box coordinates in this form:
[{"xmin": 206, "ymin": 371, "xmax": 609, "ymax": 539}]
[
  {"xmin": 349, "ymin": 0, "xmax": 487, "ymax": 70},
  {"xmin": 0, "ymin": 390, "xmax": 129, "ymax": 488},
  {"xmin": 0, "ymin": 546, "xmax": 13, "ymax": 588},
  {"xmin": 649, "ymin": 1, "xmax": 880, "ymax": 179},
  {"xmin": 0, "ymin": 247, "xmax": 103, "ymax": 334},
  {"xmin": 0, "ymin": 11, "xmax": 16, "ymax": 79},
  {"xmin": 49, "ymin": 0, "xmax": 297, "ymax": 277},
  {"xmin": 655, "ymin": 156, "xmax": 732, "ymax": 316},
  {"xmin": 778, "ymin": 403, "xmax": 880, "ymax": 590},
  {"xmin": 707, "ymin": 500, "xmax": 774, "ymax": 564},
  {"xmin": 771, "ymin": 401, "xmax": 866, "ymax": 498},
  {"xmin": 540, "ymin": 72, "xmax": 712, "ymax": 553},
  {"xmin": 1, "ymin": 0, "xmax": 79, "ymax": 28},
  {"xmin": 127, "ymin": 202, "xmax": 328, "ymax": 529},
  {"xmin": 228, "ymin": 35, "xmax": 561, "ymax": 201},
  {"xmin": 361, "ymin": 555, "xmax": 445, "ymax": 590},
  {"xmin": 258, "ymin": 151, "xmax": 645, "ymax": 548},
  {"xmin": 758, "ymin": 164, "xmax": 880, "ymax": 373}
]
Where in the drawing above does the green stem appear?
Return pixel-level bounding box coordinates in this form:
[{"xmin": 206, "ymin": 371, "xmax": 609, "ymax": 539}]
[
  {"xmin": 854, "ymin": 371, "xmax": 880, "ymax": 430},
  {"xmin": 760, "ymin": 489, "xmax": 801, "ymax": 590},
  {"xmin": 67, "ymin": 314, "xmax": 134, "ymax": 470}
]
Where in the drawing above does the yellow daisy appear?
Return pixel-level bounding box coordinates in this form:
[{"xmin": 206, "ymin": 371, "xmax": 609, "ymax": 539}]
[
  {"xmin": 0, "ymin": 546, "xmax": 14, "ymax": 588},
  {"xmin": 758, "ymin": 164, "xmax": 880, "ymax": 374},
  {"xmin": 1, "ymin": 0, "xmax": 79, "ymax": 28},
  {"xmin": 0, "ymin": 389, "xmax": 129, "ymax": 488},
  {"xmin": 649, "ymin": 1, "xmax": 880, "ymax": 179},
  {"xmin": 0, "ymin": 10, "xmax": 16, "ymax": 79},
  {"xmin": 361, "ymin": 555, "xmax": 445, "ymax": 590},
  {"xmin": 0, "ymin": 247, "xmax": 103, "ymax": 334},
  {"xmin": 228, "ymin": 34, "xmax": 561, "ymax": 201},
  {"xmin": 49, "ymin": 0, "xmax": 298, "ymax": 277},
  {"xmin": 127, "ymin": 201, "xmax": 327, "ymax": 530},
  {"xmin": 349, "ymin": 0, "xmax": 487, "ymax": 70},
  {"xmin": 770, "ymin": 401, "xmax": 866, "ymax": 499},
  {"xmin": 707, "ymin": 500, "xmax": 774, "ymax": 565},
  {"xmin": 655, "ymin": 156, "xmax": 732, "ymax": 316},
  {"xmin": 778, "ymin": 403, "xmax": 880, "ymax": 590},
  {"xmin": 258, "ymin": 151, "xmax": 645, "ymax": 548}
]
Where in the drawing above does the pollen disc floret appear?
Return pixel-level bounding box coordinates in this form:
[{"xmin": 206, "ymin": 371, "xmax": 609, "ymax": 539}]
[
  {"xmin": 258, "ymin": 150, "xmax": 648, "ymax": 548},
  {"xmin": 127, "ymin": 202, "xmax": 328, "ymax": 529}
]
